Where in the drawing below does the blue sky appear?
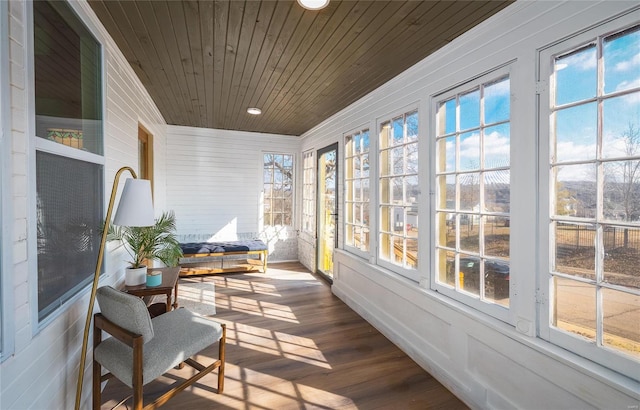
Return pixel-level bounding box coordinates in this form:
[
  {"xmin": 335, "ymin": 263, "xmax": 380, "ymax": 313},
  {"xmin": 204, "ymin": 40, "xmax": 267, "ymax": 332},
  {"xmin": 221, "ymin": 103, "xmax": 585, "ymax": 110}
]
[{"xmin": 555, "ymin": 28, "xmax": 640, "ymax": 181}]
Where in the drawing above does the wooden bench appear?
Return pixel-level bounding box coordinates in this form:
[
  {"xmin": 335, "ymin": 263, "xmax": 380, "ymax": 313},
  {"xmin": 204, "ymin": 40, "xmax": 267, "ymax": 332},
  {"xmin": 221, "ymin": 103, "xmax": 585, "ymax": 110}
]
[{"xmin": 179, "ymin": 240, "xmax": 268, "ymax": 276}]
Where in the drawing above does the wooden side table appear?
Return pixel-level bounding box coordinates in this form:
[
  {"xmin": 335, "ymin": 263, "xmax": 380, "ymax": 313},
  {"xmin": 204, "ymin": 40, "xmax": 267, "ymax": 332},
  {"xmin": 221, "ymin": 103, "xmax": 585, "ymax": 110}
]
[{"xmin": 123, "ymin": 267, "xmax": 180, "ymax": 316}]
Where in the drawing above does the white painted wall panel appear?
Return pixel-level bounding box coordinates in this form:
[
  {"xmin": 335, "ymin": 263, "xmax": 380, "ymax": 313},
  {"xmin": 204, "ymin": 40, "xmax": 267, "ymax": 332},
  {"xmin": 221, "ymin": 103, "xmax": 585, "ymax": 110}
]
[
  {"xmin": 307, "ymin": 1, "xmax": 640, "ymax": 408},
  {"xmin": 166, "ymin": 125, "xmax": 300, "ymax": 261},
  {"xmin": 0, "ymin": 0, "xmax": 169, "ymax": 408}
]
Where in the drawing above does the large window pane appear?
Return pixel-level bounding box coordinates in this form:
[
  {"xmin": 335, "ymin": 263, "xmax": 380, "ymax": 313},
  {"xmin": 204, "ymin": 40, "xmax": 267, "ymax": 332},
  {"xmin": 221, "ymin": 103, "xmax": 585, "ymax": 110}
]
[
  {"xmin": 553, "ymin": 277, "xmax": 596, "ymax": 341},
  {"xmin": 345, "ymin": 129, "xmax": 370, "ymax": 252},
  {"xmin": 37, "ymin": 152, "xmax": 103, "ymax": 320},
  {"xmin": 554, "ymin": 164, "xmax": 597, "ymax": 219},
  {"xmin": 602, "ymin": 98, "xmax": 640, "ymax": 159},
  {"xmin": 484, "ymin": 216, "xmax": 510, "ymax": 259},
  {"xmin": 34, "ymin": 1, "xmax": 102, "ymax": 154},
  {"xmin": 379, "ymin": 111, "xmax": 418, "ymax": 271},
  {"xmin": 459, "ymin": 89, "xmax": 480, "ymax": 130},
  {"xmin": 264, "ymin": 153, "xmax": 294, "ymax": 227},
  {"xmin": 555, "ymin": 45, "xmax": 597, "ymax": 106},
  {"xmin": 545, "ymin": 20, "xmax": 640, "ymax": 379},
  {"xmin": 603, "ymin": 26, "xmax": 640, "ymax": 95},
  {"xmin": 603, "ymin": 225, "xmax": 640, "ymax": 289},
  {"xmin": 435, "ymin": 73, "xmax": 511, "ymax": 309},
  {"xmin": 459, "ymin": 131, "xmax": 480, "ymax": 171},
  {"xmin": 484, "ymin": 124, "xmax": 510, "ymax": 168},
  {"xmin": 554, "ymin": 103, "xmax": 597, "ymax": 163},
  {"xmin": 554, "ymin": 222, "xmax": 596, "ymax": 280},
  {"xmin": 603, "ymin": 161, "xmax": 640, "ymax": 223},
  {"xmin": 602, "ymin": 287, "xmax": 640, "ymax": 357},
  {"xmin": 34, "ymin": 0, "xmax": 103, "ymax": 321},
  {"xmin": 484, "ymin": 77, "xmax": 510, "ymax": 125}
]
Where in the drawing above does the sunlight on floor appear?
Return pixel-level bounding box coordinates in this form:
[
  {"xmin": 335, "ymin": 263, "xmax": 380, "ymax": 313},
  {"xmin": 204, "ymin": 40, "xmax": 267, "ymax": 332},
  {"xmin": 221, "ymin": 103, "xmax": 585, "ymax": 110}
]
[
  {"xmin": 220, "ymin": 320, "xmax": 331, "ymax": 369},
  {"xmin": 216, "ymin": 293, "xmax": 299, "ymax": 322},
  {"xmin": 221, "ymin": 276, "xmax": 281, "ymax": 296},
  {"xmin": 181, "ymin": 363, "xmax": 352, "ymax": 410}
]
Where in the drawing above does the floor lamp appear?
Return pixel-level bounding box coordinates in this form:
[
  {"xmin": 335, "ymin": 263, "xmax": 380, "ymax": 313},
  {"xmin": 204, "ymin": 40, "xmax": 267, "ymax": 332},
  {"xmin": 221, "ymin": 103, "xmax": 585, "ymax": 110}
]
[{"xmin": 74, "ymin": 166, "xmax": 155, "ymax": 410}]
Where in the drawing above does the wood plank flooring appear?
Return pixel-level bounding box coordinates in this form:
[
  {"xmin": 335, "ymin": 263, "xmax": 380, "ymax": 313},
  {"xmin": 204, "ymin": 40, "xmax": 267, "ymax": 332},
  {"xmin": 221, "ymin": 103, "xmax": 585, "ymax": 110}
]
[{"xmin": 99, "ymin": 262, "xmax": 467, "ymax": 410}]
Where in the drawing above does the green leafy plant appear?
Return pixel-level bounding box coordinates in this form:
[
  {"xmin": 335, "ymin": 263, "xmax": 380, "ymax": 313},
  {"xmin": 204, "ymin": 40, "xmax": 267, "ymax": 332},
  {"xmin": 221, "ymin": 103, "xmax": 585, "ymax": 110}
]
[{"xmin": 107, "ymin": 211, "xmax": 182, "ymax": 268}]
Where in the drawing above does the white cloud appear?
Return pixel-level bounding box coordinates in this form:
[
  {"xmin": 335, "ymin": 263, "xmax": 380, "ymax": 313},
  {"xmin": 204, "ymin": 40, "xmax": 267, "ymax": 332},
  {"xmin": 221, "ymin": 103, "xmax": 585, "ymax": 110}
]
[
  {"xmin": 484, "ymin": 131, "xmax": 510, "ymax": 156},
  {"xmin": 459, "ymin": 133, "xmax": 480, "ymax": 162},
  {"xmin": 614, "ymin": 52, "xmax": 640, "ymax": 72},
  {"xmin": 556, "ymin": 140, "xmax": 596, "ymax": 162},
  {"xmin": 556, "ymin": 163, "xmax": 596, "ymax": 182},
  {"xmin": 557, "ymin": 49, "xmax": 597, "ymax": 71}
]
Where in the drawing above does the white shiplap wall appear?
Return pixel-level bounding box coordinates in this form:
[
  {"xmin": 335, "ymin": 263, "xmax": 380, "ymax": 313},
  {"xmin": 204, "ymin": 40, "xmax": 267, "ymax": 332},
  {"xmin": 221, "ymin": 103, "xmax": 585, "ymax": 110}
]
[
  {"xmin": 0, "ymin": 0, "xmax": 169, "ymax": 408},
  {"xmin": 300, "ymin": 1, "xmax": 640, "ymax": 408},
  {"xmin": 166, "ymin": 125, "xmax": 301, "ymax": 261}
]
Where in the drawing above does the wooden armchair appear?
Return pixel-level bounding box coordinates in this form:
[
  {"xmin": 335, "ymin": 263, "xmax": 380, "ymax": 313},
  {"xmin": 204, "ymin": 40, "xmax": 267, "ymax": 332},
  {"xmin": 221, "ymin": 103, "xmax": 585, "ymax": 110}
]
[{"xmin": 92, "ymin": 286, "xmax": 225, "ymax": 410}]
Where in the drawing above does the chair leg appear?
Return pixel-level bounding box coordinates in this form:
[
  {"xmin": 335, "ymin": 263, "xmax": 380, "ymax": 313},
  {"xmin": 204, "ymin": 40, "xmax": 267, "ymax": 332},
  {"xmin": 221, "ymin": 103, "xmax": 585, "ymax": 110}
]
[
  {"xmin": 132, "ymin": 339, "xmax": 144, "ymax": 410},
  {"xmin": 218, "ymin": 324, "xmax": 226, "ymax": 393}
]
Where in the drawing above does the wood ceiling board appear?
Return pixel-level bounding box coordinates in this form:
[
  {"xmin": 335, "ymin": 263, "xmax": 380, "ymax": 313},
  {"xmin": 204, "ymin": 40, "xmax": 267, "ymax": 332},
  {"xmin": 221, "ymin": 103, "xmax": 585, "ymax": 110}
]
[
  {"xmin": 153, "ymin": 1, "xmax": 199, "ymax": 125},
  {"xmin": 226, "ymin": 1, "xmax": 278, "ymax": 129},
  {"xmin": 258, "ymin": 0, "xmax": 393, "ymax": 128},
  {"xmin": 89, "ymin": 0, "xmax": 514, "ymax": 136},
  {"xmin": 247, "ymin": 0, "xmax": 367, "ymax": 132},
  {"xmin": 219, "ymin": 0, "xmax": 249, "ymax": 126},
  {"xmin": 343, "ymin": 0, "xmax": 512, "ymax": 107},
  {"xmin": 181, "ymin": 1, "xmax": 207, "ymax": 126},
  {"xmin": 273, "ymin": 0, "xmax": 434, "ymax": 132},
  {"xmin": 230, "ymin": 1, "xmax": 299, "ymax": 130},
  {"xmin": 197, "ymin": 0, "xmax": 215, "ymax": 127},
  {"xmin": 282, "ymin": 1, "xmax": 510, "ymax": 130},
  {"xmin": 135, "ymin": 0, "xmax": 195, "ymax": 126},
  {"xmin": 251, "ymin": 1, "xmax": 357, "ymax": 110},
  {"xmin": 166, "ymin": 1, "xmax": 205, "ymax": 126},
  {"xmin": 220, "ymin": 1, "xmax": 261, "ymax": 126},
  {"xmin": 102, "ymin": 1, "xmax": 180, "ymax": 125}
]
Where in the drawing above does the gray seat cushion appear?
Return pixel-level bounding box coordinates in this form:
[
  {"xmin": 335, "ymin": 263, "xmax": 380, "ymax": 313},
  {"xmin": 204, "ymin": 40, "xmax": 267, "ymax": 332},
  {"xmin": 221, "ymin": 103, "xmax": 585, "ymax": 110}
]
[
  {"xmin": 94, "ymin": 308, "xmax": 223, "ymax": 387},
  {"xmin": 96, "ymin": 286, "xmax": 154, "ymax": 342}
]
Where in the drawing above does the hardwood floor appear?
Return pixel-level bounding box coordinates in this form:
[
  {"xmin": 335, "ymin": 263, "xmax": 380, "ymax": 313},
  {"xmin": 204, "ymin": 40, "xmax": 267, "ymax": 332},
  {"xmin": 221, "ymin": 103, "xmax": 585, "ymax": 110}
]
[{"xmin": 99, "ymin": 262, "xmax": 467, "ymax": 410}]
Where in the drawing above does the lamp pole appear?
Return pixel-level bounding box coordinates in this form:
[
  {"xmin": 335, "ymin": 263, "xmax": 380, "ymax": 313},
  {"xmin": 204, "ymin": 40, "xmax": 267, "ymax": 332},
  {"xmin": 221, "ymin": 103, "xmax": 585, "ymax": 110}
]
[{"xmin": 75, "ymin": 166, "xmax": 140, "ymax": 410}]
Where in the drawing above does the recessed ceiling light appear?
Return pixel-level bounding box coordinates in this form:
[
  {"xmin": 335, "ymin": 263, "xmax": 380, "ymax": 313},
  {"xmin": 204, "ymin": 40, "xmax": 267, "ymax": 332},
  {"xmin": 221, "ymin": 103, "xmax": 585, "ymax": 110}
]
[
  {"xmin": 297, "ymin": 0, "xmax": 329, "ymax": 11},
  {"xmin": 247, "ymin": 107, "xmax": 262, "ymax": 115}
]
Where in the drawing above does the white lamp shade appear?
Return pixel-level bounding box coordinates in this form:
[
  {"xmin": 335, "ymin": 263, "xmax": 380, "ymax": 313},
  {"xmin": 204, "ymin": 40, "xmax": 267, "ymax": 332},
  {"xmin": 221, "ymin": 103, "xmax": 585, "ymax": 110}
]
[
  {"xmin": 297, "ymin": 0, "xmax": 329, "ymax": 10},
  {"xmin": 113, "ymin": 179, "xmax": 155, "ymax": 227}
]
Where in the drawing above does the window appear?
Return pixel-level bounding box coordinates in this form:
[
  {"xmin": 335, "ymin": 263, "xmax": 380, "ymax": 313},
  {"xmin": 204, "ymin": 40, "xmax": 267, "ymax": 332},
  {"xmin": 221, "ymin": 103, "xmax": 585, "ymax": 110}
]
[
  {"xmin": 33, "ymin": 0, "xmax": 103, "ymax": 322},
  {"xmin": 345, "ymin": 128, "xmax": 370, "ymax": 253},
  {"xmin": 541, "ymin": 23, "xmax": 640, "ymax": 376},
  {"xmin": 379, "ymin": 110, "xmax": 419, "ymax": 275},
  {"xmin": 263, "ymin": 153, "xmax": 294, "ymax": 226},
  {"xmin": 434, "ymin": 72, "xmax": 511, "ymax": 314},
  {"xmin": 302, "ymin": 150, "xmax": 315, "ymax": 233}
]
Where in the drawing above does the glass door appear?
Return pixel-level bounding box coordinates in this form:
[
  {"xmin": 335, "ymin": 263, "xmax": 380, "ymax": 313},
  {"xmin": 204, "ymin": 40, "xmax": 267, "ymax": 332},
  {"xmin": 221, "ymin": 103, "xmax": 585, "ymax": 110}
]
[{"xmin": 317, "ymin": 143, "xmax": 338, "ymax": 280}]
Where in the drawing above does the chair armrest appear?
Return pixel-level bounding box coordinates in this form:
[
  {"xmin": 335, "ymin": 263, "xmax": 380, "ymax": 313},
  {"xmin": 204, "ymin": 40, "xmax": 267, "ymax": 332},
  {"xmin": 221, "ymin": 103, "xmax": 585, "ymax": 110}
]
[{"xmin": 94, "ymin": 313, "xmax": 142, "ymax": 348}]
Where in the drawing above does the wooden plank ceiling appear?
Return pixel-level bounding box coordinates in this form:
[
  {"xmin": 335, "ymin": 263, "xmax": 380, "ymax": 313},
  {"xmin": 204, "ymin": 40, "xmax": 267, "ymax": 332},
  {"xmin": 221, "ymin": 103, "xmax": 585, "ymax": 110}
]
[{"xmin": 88, "ymin": 0, "xmax": 513, "ymax": 136}]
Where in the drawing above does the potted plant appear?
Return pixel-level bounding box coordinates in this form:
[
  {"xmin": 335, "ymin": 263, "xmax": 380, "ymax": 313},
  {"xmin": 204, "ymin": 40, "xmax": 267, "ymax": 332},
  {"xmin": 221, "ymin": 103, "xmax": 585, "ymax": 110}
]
[{"xmin": 108, "ymin": 210, "xmax": 183, "ymax": 286}]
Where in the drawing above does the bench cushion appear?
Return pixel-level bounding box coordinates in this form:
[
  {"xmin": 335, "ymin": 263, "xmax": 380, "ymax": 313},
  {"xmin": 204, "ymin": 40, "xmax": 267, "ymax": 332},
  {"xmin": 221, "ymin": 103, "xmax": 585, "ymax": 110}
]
[
  {"xmin": 94, "ymin": 308, "xmax": 223, "ymax": 387},
  {"xmin": 180, "ymin": 239, "xmax": 267, "ymax": 255}
]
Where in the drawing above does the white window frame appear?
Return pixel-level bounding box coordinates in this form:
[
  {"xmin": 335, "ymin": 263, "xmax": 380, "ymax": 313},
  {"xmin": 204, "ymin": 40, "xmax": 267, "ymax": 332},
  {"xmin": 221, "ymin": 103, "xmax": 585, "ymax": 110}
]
[
  {"xmin": 431, "ymin": 65, "xmax": 513, "ymax": 323},
  {"xmin": 302, "ymin": 150, "xmax": 315, "ymax": 235},
  {"xmin": 538, "ymin": 13, "xmax": 640, "ymax": 382},
  {"xmin": 377, "ymin": 105, "xmax": 420, "ymax": 281},
  {"xmin": 27, "ymin": 0, "xmax": 106, "ymax": 330},
  {"xmin": 0, "ymin": 0, "xmax": 14, "ymax": 361},
  {"xmin": 344, "ymin": 126, "xmax": 371, "ymax": 260},
  {"xmin": 261, "ymin": 151, "xmax": 295, "ymax": 229}
]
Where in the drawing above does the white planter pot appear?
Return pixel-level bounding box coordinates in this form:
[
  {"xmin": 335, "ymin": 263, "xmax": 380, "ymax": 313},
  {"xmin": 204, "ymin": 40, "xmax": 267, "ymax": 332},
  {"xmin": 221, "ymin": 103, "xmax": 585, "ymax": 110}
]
[{"xmin": 125, "ymin": 266, "xmax": 147, "ymax": 286}]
